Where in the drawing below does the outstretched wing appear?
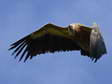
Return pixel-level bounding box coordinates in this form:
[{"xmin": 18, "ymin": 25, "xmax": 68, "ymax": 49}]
[
  {"xmin": 75, "ymin": 24, "xmax": 107, "ymax": 62},
  {"xmin": 9, "ymin": 23, "xmax": 82, "ymax": 62}
]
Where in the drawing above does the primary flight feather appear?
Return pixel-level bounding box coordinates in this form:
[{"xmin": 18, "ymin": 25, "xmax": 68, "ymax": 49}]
[{"xmin": 9, "ymin": 23, "xmax": 107, "ymax": 62}]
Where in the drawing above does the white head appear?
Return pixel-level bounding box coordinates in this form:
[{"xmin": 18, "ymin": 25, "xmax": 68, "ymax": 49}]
[
  {"xmin": 68, "ymin": 23, "xmax": 83, "ymax": 36},
  {"xmin": 69, "ymin": 23, "xmax": 80, "ymax": 29}
]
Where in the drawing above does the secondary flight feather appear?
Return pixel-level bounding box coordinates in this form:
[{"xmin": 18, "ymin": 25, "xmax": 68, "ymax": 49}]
[{"xmin": 9, "ymin": 23, "xmax": 107, "ymax": 62}]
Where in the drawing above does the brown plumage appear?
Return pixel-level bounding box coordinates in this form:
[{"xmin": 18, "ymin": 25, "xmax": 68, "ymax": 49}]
[{"xmin": 9, "ymin": 23, "xmax": 107, "ymax": 62}]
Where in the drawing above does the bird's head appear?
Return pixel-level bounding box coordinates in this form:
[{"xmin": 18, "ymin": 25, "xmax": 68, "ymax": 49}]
[{"xmin": 68, "ymin": 23, "xmax": 84, "ymax": 36}]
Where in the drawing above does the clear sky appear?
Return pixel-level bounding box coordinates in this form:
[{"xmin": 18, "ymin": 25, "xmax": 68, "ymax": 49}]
[{"xmin": 0, "ymin": 0, "xmax": 112, "ymax": 84}]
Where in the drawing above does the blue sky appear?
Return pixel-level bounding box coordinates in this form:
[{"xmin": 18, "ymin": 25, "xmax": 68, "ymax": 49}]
[{"xmin": 0, "ymin": 0, "xmax": 112, "ymax": 84}]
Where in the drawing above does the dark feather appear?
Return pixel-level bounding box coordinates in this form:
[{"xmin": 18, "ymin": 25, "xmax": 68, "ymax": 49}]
[{"xmin": 9, "ymin": 33, "xmax": 85, "ymax": 62}]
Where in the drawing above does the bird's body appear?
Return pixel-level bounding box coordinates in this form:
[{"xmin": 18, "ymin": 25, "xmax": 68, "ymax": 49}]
[{"xmin": 9, "ymin": 23, "xmax": 107, "ymax": 62}]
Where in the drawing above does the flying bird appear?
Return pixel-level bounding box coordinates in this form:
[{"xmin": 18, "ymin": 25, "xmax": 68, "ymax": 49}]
[{"xmin": 9, "ymin": 23, "xmax": 107, "ymax": 62}]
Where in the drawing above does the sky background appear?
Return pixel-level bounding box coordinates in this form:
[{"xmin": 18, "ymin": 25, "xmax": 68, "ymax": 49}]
[{"xmin": 0, "ymin": 0, "xmax": 112, "ymax": 84}]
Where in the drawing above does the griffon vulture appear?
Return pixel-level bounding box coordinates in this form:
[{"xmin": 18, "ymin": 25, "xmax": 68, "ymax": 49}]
[{"xmin": 9, "ymin": 23, "xmax": 107, "ymax": 62}]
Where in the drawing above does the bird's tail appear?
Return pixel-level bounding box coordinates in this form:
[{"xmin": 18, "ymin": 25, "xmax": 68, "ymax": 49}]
[{"xmin": 90, "ymin": 23, "xmax": 107, "ymax": 62}]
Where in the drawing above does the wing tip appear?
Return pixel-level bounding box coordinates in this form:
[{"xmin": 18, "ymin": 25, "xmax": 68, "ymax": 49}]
[{"xmin": 90, "ymin": 25, "xmax": 107, "ymax": 62}]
